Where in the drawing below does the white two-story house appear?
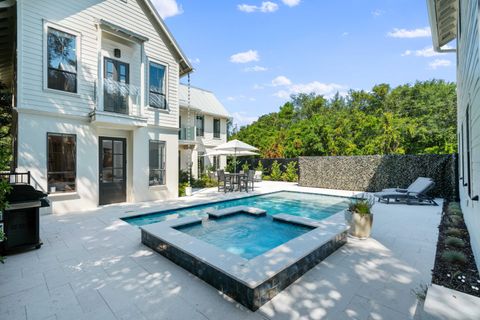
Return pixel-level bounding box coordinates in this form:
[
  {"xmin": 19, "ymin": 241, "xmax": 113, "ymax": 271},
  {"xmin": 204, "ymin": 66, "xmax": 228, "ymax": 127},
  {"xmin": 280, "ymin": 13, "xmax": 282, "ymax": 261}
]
[
  {"xmin": 2, "ymin": 0, "xmax": 193, "ymax": 214},
  {"xmin": 178, "ymin": 84, "xmax": 230, "ymax": 179}
]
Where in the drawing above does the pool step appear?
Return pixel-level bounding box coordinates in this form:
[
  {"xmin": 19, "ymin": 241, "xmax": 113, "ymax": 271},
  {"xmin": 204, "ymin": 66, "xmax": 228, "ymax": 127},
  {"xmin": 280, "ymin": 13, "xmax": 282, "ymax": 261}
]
[
  {"xmin": 272, "ymin": 214, "xmax": 324, "ymax": 228},
  {"xmin": 206, "ymin": 206, "xmax": 266, "ymax": 219}
]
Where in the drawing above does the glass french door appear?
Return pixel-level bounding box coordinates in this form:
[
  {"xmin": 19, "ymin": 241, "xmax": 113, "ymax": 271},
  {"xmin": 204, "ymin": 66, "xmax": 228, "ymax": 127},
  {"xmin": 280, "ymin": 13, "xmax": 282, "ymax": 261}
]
[
  {"xmin": 104, "ymin": 58, "xmax": 129, "ymax": 114},
  {"xmin": 99, "ymin": 137, "xmax": 126, "ymax": 205}
]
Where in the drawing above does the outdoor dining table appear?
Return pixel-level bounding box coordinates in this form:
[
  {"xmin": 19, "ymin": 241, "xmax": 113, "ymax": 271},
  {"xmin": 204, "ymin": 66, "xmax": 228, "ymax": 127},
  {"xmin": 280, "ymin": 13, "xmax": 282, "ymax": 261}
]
[{"xmin": 225, "ymin": 172, "xmax": 247, "ymax": 191}]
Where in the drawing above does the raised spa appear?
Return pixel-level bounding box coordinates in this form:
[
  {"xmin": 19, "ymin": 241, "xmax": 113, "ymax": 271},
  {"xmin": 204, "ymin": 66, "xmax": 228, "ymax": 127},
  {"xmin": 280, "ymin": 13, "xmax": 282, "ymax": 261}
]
[
  {"xmin": 175, "ymin": 213, "xmax": 313, "ymax": 259},
  {"xmin": 140, "ymin": 205, "xmax": 348, "ymax": 310}
]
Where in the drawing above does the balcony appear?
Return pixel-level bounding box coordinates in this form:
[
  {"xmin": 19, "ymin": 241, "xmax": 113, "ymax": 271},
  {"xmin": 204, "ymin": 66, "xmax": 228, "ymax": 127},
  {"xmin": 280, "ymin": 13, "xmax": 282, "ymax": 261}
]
[
  {"xmin": 89, "ymin": 79, "xmax": 147, "ymax": 129},
  {"xmin": 179, "ymin": 126, "xmax": 197, "ymax": 145}
]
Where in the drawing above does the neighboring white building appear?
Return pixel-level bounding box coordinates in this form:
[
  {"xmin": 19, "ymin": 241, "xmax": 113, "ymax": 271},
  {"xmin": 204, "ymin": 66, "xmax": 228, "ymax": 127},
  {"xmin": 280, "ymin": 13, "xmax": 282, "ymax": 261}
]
[
  {"xmin": 178, "ymin": 84, "xmax": 230, "ymax": 179},
  {"xmin": 1, "ymin": 0, "xmax": 194, "ymax": 214},
  {"xmin": 428, "ymin": 0, "xmax": 480, "ymax": 270}
]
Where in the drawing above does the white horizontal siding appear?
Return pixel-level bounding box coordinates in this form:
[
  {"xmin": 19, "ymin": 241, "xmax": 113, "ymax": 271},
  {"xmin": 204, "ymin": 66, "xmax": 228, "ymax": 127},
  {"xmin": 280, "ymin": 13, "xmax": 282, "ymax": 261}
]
[
  {"xmin": 457, "ymin": 0, "xmax": 480, "ymax": 271},
  {"xmin": 18, "ymin": 0, "xmax": 181, "ymax": 128}
]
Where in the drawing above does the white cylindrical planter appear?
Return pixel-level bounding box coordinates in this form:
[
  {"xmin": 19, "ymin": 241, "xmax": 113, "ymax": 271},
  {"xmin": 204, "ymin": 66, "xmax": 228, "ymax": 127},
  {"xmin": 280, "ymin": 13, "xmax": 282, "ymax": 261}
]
[{"xmin": 185, "ymin": 186, "xmax": 193, "ymax": 196}]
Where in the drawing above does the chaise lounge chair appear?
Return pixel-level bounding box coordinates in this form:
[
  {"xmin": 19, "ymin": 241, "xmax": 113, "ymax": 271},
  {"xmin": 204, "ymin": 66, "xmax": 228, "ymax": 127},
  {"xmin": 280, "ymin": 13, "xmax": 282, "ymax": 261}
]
[{"xmin": 374, "ymin": 177, "xmax": 437, "ymax": 205}]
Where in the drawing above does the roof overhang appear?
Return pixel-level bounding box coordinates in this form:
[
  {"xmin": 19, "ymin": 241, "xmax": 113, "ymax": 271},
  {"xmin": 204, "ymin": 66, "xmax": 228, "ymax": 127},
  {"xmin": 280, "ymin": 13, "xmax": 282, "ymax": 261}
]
[
  {"xmin": 98, "ymin": 19, "xmax": 149, "ymax": 43},
  {"xmin": 427, "ymin": 0, "xmax": 458, "ymax": 52},
  {"xmin": 142, "ymin": 0, "xmax": 193, "ymax": 76}
]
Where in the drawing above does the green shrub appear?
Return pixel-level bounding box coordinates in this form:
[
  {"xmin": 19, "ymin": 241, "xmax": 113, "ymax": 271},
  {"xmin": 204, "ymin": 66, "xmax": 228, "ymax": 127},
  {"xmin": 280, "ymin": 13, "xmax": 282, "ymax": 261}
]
[
  {"xmin": 441, "ymin": 250, "xmax": 467, "ymax": 265},
  {"xmin": 270, "ymin": 161, "xmax": 283, "ymax": 181},
  {"xmin": 281, "ymin": 161, "xmax": 298, "ymax": 182},
  {"xmin": 242, "ymin": 162, "xmax": 250, "ymax": 173},
  {"xmin": 348, "ymin": 196, "xmax": 374, "ymax": 216},
  {"xmin": 448, "ymin": 207, "xmax": 463, "ymax": 216},
  {"xmin": 179, "ymin": 170, "xmax": 189, "ymax": 183},
  {"xmin": 262, "ymin": 175, "xmax": 271, "ymax": 181},
  {"xmin": 445, "ymin": 228, "xmax": 463, "ymax": 237},
  {"xmin": 256, "ymin": 160, "xmax": 264, "ymax": 173},
  {"xmin": 445, "ymin": 236, "xmax": 465, "ymax": 248},
  {"xmin": 446, "ymin": 215, "xmax": 464, "ymax": 227},
  {"xmin": 448, "ymin": 202, "xmax": 461, "ymax": 211},
  {"xmin": 226, "ymin": 158, "xmax": 239, "ymax": 173},
  {"xmin": 178, "ymin": 182, "xmax": 189, "ymax": 197}
]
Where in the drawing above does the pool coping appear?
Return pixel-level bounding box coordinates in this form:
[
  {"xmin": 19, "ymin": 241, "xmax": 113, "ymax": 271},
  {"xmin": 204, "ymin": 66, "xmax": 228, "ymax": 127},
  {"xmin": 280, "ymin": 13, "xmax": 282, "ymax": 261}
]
[
  {"xmin": 122, "ymin": 190, "xmax": 353, "ymax": 223},
  {"xmin": 140, "ymin": 206, "xmax": 348, "ymax": 310}
]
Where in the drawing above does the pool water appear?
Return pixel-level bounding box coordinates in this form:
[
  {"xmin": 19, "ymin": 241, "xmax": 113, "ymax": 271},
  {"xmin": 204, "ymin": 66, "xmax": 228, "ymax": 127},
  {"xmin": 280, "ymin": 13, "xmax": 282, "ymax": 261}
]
[
  {"xmin": 124, "ymin": 191, "xmax": 350, "ymax": 226},
  {"xmin": 175, "ymin": 214, "xmax": 313, "ymax": 259}
]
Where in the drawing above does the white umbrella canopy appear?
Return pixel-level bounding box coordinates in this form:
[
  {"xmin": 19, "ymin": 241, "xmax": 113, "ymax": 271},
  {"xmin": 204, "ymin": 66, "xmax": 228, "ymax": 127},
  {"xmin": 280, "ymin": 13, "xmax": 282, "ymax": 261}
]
[
  {"xmin": 213, "ymin": 140, "xmax": 259, "ymax": 173},
  {"xmin": 202, "ymin": 150, "xmax": 258, "ymax": 157},
  {"xmin": 213, "ymin": 139, "xmax": 258, "ymax": 152}
]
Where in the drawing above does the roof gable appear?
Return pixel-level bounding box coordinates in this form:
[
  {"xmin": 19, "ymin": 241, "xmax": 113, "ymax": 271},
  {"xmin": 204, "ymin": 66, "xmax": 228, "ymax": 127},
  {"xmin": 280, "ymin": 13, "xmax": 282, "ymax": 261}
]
[{"xmin": 140, "ymin": 0, "xmax": 192, "ymax": 76}]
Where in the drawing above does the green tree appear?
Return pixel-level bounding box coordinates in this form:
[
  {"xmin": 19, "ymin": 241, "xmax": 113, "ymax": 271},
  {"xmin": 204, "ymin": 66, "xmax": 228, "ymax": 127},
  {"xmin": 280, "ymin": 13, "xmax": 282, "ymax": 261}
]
[{"xmin": 231, "ymin": 80, "xmax": 456, "ymax": 157}]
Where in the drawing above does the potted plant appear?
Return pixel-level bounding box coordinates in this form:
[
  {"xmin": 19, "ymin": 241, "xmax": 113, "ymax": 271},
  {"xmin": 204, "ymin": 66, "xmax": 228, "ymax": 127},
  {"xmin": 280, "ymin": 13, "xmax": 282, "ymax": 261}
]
[{"xmin": 344, "ymin": 195, "xmax": 374, "ymax": 239}]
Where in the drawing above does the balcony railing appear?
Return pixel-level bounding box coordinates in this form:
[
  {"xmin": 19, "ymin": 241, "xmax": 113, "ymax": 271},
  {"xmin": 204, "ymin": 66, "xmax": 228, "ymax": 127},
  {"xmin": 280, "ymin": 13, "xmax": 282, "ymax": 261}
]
[
  {"xmin": 103, "ymin": 78, "xmax": 141, "ymax": 117},
  {"xmin": 179, "ymin": 126, "xmax": 196, "ymax": 141}
]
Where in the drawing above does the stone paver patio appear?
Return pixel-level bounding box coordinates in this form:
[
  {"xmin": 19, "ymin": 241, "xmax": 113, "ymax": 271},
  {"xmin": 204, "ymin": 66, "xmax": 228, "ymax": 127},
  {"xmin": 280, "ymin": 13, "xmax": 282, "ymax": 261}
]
[{"xmin": 0, "ymin": 182, "xmax": 442, "ymax": 320}]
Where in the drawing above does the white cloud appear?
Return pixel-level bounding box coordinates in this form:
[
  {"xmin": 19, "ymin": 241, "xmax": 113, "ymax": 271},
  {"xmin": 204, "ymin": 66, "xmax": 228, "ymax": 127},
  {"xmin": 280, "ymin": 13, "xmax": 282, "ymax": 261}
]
[
  {"xmin": 429, "ymin": 59, "xmax": 452, "ymax": 69},
  {"xmin": 244, "ymin": 65, "xmax": 268, "ymax": 72},
  {"xmin": 237, "ymin": 4, "xmax": 257, "ymax": 12},
  {"xmin": 189, "ymin": 57, "xmax": 200, "ymax": 64},
  {"xmin": 387, "ymin": 27, "xmax": 431, "ymax": 38},
  {"xmin": 231, "ymin": 112, "xmax": 258, "ymax": 127},
  {"xmin": 271, "ymin": 75, "xmax": 292, "ymax": 87},
  {"xmin": 341, "ymin": 32, "xmax": 349, "ymax": 37},
  {"xmin": 401, "ymin": 45, "xmax": 453, "ymax": 57},
  {"xmin": 273, "ymin": 79, "xmax": 348, "ymax": 99},
  {"xmin": 238, "ymin": 1, "xmax": 279, "ymax": 13},
  {"xmin": 230, "ymin": 50, "xmax": 260, "ymax": 63},
  {"xmin": 253, "ymin": 84, "xmax": 264, "ymax": 90},
  {"xmin": 151, "ymin": 0, "xmax": 183, "ymax": 19},
  {"xmin": 282, "ymin": 0, "xmax": 301, "ymax": 7},
  {"xmin": 371, "ymin": 9, "xmax": 385, "ymax": 17}
]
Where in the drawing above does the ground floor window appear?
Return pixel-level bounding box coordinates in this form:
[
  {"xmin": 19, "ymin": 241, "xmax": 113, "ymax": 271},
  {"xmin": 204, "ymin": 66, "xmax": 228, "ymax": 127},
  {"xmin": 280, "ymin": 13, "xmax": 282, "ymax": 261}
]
[
  {"xmin": 198, "ymin": 151, "xmax": 205, "ymax": 175},
  {"xmin": 47, "ymin": 133, "xmax": 76, "ymax": 193},
  {"xmin": 149, "ymin": 140, "xmax": 166, "ymax": 186},
  {"xmin": 212, "ymin": 155, "xmax": 220, "ymax": 170}
]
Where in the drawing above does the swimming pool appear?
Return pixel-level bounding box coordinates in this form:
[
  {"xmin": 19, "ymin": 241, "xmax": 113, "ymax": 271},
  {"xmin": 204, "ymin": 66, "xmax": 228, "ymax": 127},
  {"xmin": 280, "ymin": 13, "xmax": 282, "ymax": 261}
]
[
  {"xmin": 124, "ymin": 191, "xmax": 350, "ymax": 226},
  {"xmin": 175, "ymin": 214, "xmax": 313, "ymax": 259}
]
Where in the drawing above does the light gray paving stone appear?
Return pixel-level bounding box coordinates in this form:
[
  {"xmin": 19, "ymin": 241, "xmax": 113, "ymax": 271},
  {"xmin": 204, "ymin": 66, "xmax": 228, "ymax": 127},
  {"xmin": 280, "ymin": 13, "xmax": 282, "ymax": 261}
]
[{"xmin": 0, "ymin": 183, "xmax": 444, "ymax": 320}]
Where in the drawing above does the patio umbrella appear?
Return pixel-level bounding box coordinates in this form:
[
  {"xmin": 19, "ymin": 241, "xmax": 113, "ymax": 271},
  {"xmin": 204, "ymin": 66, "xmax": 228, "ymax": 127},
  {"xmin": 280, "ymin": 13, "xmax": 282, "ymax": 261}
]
[
  {"xmin": 213, "ymin": 139, "xmax": 259, "ymax": 173},
  {"xmin": 202, "ymin": 150, "xmax": 259, "ymax": 157}
]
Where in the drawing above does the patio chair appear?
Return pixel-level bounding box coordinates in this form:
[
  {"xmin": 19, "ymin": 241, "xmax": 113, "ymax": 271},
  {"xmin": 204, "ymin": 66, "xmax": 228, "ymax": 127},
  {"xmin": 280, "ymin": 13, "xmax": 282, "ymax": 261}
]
[
  {"xmin": 239, "ymin": 170, "xmax": 255, "ymax": 192},
  {"xmin": 374, "ymin": 177, "xmax": 437, "ymax": 205},
  {"xmin": 380, "ymin": 177, "xmax": 433, "ymax": 193},
  {"xmin": 254, "ymin": 170, "xmax": 263, "ymax": 182},
  {"xmin": 217, "ymin": 170, "xmax": 232, "ymax": 193}
]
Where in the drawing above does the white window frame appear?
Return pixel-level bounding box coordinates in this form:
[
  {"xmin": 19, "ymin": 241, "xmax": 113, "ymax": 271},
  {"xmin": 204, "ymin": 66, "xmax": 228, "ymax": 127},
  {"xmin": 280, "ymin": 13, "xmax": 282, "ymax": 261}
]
[
  {"xmin": 146, "ymin": 58, "xmax": 169, "ymax": 112},
  {"xmin": 43, "ymin": 20, "xmax": 82, "ymax": 96}
]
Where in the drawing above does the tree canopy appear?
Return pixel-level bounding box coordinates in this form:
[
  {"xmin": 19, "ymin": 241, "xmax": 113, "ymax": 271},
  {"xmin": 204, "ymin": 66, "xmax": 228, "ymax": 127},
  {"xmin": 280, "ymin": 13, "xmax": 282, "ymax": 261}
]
[{"xmin": 231, "ymin": 80, "xmax": 457, "ymax": 158}]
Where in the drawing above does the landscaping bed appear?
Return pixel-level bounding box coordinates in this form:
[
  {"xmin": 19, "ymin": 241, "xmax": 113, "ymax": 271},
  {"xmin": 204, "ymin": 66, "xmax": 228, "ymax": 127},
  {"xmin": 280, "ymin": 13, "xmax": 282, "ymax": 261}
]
[{"xmin": 431, "ymin": 202, "xmax": 480, "ymax": 297}]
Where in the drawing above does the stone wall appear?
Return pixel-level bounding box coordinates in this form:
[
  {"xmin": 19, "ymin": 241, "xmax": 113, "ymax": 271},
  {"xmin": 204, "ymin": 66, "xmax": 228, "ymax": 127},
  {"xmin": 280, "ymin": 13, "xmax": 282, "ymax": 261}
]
[{"xmin": 299, "ymin": 154, "xmax": 457, "ymax": 199}]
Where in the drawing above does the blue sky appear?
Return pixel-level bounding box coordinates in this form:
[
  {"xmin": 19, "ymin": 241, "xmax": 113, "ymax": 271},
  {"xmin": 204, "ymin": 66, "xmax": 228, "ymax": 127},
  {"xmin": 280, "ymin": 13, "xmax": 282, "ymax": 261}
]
[{"xmin": 152, "ymin": 0, "xmax": 456, "ymax": 126}]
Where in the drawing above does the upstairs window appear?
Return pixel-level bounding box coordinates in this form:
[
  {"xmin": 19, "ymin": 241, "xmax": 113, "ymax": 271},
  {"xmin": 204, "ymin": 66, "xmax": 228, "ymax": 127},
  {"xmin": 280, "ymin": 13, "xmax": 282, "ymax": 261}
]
[
  {"xmin": 196, "ymin": 115, "xmax": 204, "ymax": 137},
  {"xmin": 47, "ymin": 27, "xmax": 77, "ymax": 93},
  {"xmin": 213, "ymin": 118, "xmax": 221, "ymax": 138},
  {"xmin": 149, "ymin": 140, "xmax": 166, "ymax": 186},
  {"xmin": 149, "ymin": 62, "xmax": 167, "ymax": 109},
  {"xmin": 47, "ymin": 133, "xmax": 76, "ymax": 193}
]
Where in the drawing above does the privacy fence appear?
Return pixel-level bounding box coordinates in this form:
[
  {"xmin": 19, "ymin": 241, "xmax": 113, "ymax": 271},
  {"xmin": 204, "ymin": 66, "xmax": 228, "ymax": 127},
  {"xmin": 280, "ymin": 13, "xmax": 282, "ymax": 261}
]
[
  {"xmin": 236, "ymin": 158, "xmax": 299, "ymax": 175},
  {"xmin": 298, "ymin": 154, "xmax": 458, "ymax": 199}
]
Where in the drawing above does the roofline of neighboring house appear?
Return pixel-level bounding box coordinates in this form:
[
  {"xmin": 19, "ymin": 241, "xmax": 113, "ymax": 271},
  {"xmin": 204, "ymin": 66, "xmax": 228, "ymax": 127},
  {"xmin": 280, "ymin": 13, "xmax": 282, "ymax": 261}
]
[
  {"xmin": 426, "ymin": 0, "xmax": 457, "ymax": 53},
  {"xmin": 142, "ymin": 0, "xmax": 193, "ymax": 76},
  {"xmin": 179, "ymin": 83, "xmax": 213, "ymax": 93},
  {"xmin": 178, "ymin": 102, "xmax": 231, "ymax": 119}
]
